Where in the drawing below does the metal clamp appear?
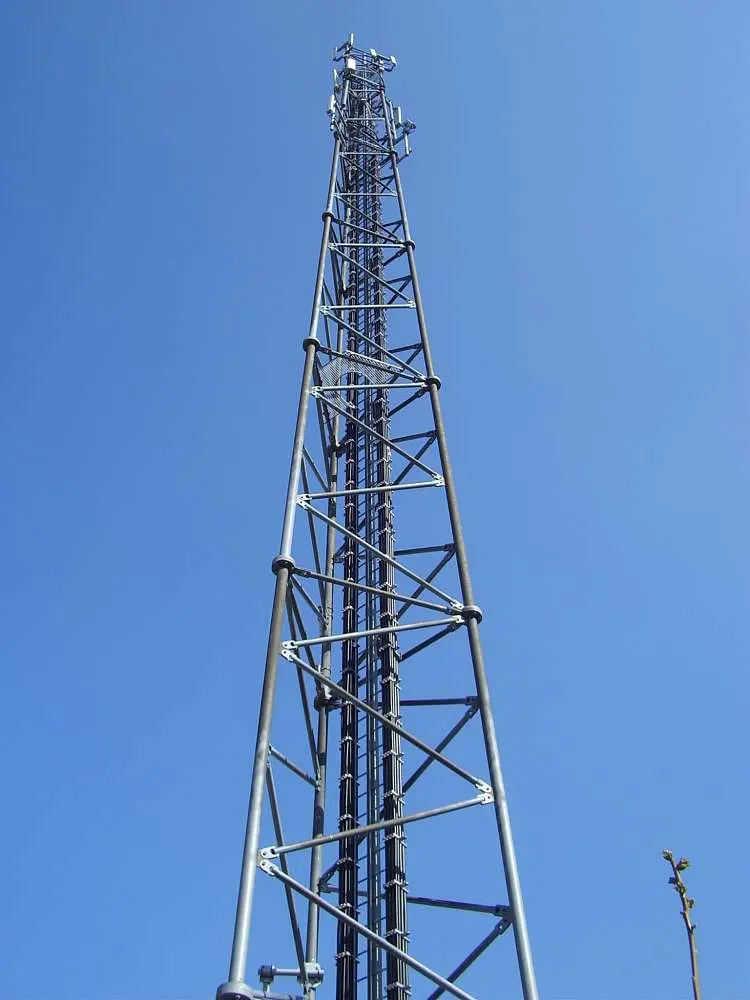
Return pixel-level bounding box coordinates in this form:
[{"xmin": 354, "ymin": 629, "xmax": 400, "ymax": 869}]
[{"xmin": 477, "ymin": 783, "xmax": 494, "ymax": 803}]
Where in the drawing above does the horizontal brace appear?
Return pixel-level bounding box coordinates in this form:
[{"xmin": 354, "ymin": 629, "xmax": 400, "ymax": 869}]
[
  {"xmin": 268, "ymin": 745, "xmax": 317, "ymax": 788},
  {"xmin": 293, "ymin": 567, "xmax": 455, "ymax": 615},
  {"xmin": 280, "ymin": 651, "xmax": 487, "ymax": 789},
  {"xmin": 408, "ymin": 896, "xmax": 511, "ymax": 918},
  {"xmin": 258, "ymin": 862, "xmax": 479, "ymax": 1000},
  {"xmin": 390, "ymin": 342, "xmax": 424, "ymax": 353},
  {"xmin": 401, "ymin": 697, "xmax": 477, "ymax": 707},
  {"xmin": 391, "ymin": 431, "xmax": 437, "ymax": 444},
  {"xmin": 395, "ymin": 543, "xmax": 454, "ymax": 557},
  {"xmin": 300, "ymin": 479, "xmax": 442, "ymax": 501},
  {"xmin": 261, "ymin": 795, "xmax": 486, "ymax": 859},
  {"xmin": 283, "ymin": 616, "xmax": 462, "ymax": 651},
  {"xmin": 328, "ymin": 242, "xmax": 405, "ymax": 248},
  {"xmin": 314, "ymin": 383, "xmax": 423, "ymax": 393},
  {"xmin": 323, "ymin": 303, "xmax": 415, "ymax": 310}
]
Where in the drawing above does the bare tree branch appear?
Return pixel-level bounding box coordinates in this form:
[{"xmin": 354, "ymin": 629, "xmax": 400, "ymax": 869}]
[{"xmin": 663, "ymin": 850, "xmax": 702, "ymax": 1000}]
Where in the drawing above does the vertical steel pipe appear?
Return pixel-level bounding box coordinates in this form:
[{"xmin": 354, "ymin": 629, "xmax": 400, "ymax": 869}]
[{"xmin": 221, "ymin": 82, "xmax": 349, "ymax": 996}]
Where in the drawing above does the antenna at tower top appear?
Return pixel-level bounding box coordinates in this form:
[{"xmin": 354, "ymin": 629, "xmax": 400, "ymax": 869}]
[{"xmin": 333, "ymin": 34, "xmax": 397, "ymax": 70}]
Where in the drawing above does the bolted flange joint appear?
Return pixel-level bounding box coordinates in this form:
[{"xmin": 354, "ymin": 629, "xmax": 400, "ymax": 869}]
[
  {"xmin": 216, "ymin": 982, "xmax": 255, "ymax": 1000},
  {"xmin": 461, "ymin": 604, "xmax": 483, "ymax": 624},
  {"xmin": 302, "ymin": 337, "xmax": 320, "ymax": 352},
  {"xmin": 321, "ymin": 209, "xmax": 334, "ymax": 222},
  {"xmin": 258, "ymin": 966, "xmax": 275, "ymax": 986},
  {"xmin": 271, "ymin": 555, "xmax": 296, "ymax": 575},
  {"xmin": 304, "ymin": 964, "xmax": 325, "ymax": 987},
  {"xmin": 404, "ymin": 238, "xmax": 416, "ymax": 250},
  {"xmin": 424, "ymin": 375, "xmax": 442, "ymax": 391}
]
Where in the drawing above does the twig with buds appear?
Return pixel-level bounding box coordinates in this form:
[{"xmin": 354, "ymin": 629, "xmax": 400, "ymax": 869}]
[{"xmin": 662, "ymin": 850, "xmax": 702, "ymax": 1000}]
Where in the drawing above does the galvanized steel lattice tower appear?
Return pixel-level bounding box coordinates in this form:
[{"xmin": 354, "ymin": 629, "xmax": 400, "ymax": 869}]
[{"xmin": 217, "ymin": 37, "xmax": 539, "ymax": 1000}]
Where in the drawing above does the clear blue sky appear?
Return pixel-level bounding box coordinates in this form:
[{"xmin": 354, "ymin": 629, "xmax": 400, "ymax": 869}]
[{"xmin": 1, "ymin": 2, "xmax": 748, "ymax": 998}]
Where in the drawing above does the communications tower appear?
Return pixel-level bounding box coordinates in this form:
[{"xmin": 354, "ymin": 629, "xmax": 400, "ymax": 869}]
[{"xmin": 216, "ymin": 36, "xmax": 539, "ymax": 1000}]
